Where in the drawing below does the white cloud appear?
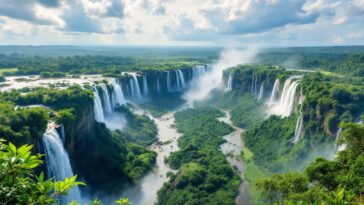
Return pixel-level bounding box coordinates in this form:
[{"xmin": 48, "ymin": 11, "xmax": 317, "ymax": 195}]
[{"xmin": 0, "ymin": 0, "xmax": 363, "ymax": 45}]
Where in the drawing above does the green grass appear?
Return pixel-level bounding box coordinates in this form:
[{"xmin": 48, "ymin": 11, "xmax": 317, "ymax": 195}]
[{"xmin": 0, "ymin": 68, "xmax": 17, "ymax": 74}]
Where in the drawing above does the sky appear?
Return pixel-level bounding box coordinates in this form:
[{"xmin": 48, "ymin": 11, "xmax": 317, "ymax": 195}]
[{"xmin": 0, "ymin": 0, "xmax": 363, "ymax": 46}]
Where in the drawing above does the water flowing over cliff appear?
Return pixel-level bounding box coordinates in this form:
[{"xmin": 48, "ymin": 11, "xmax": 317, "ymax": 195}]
[
  {"xmin": 268, "ymin": 76, "xmax": 302, "ymax": 117},
  {"xmin": 293, "ymin": 95, "xmax": 305, "ymax": 143},
  {"xmin": 258, "ymin": 83, "xmax": 264, "ymax": 101},
  {"xmin": 42, "ymin": 125, "xmax": 82, "ymax": 204},
  {"xmin": 268, "ymin": 79, "xmax": 280, "ymax": 106},
  {"xmin": 92, "ymin": 87, "xmax": 105, "ymax": 123},
  {"xmin": 225, "ymin": 72, "xmax": 233, "ymax": 92}
]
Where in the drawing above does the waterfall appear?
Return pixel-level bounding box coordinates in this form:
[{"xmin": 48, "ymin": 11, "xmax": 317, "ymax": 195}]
[
  {"xmin": 166, "ymin": 71, "xmax": 172, "ymax": 92},
  {"xmin": 143, "ymin": 75, "xmax": 149, "ymax": 95},
  {"xmin": 177, "ymin": 70, "xmax": 186, "ymax": 90},
  {"xmin": 130, "ymin": 75, "xmax": 142, "ymax": 99},
  {"xmin": 175, "ymin": 71, "xmax": 180, "ymax": 91},
  {"xmin": 269, "ymin": 76, "xmax": 301, "ymax": 117},
  {"xmin": 251, "ymin": 76, "xmax": 255, "ymax": 94},
  {"xmin": 255, "ymin": 76, "xmax": 258, "ymax": 95},
  {"xmin": 192, "ymin": 65, "xmax": 206, "ymax": 78},
  {"xmin": 156, "ymin": 78, "xmax": 161, "ymax": 92},
  {"xmin": 258, "ymin": 83, "xmax": 264, "ymax": 100},
  {"xmin": 293, "ymin": 95, "xmax": 305, "ymax": 143},
  {"xmin": 225, "ymin": 72, "xmax": 233, "ymax": 92},
  {"xmin": 60, "ymin": 125, "xmax": 66, "ymax": 145},
  {"xmin": 111, "ymin": 79, "xmax": 126, "ymax": 107},
  {"xmin": 42, "ymin": 126, "xmax": 82, "ymax": 204},
  {"xmin": 268, "ymin": 79, "xmax": 280, "ymax": 106},
  {"xmin": 100, "ymin": 84, "xmax": 113, "ymax": 116},
  {"xmin": 92, "ymin": 87, "xmax": 105, "ymax": 123}
]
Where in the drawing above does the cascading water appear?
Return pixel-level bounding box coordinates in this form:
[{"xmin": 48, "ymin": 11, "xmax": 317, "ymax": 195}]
[
  {"xmin": 258, "ymin": 83, "xmax": 264, "ymax": 100},
  {"xmin": 192, "ymin": 65, "xmax": 206, "ymax": 78},
  {"xmin": 166, "ymin": 71, "xmax": 172, "ymax": 92},
  {"xmin": 130, "ymin": 75, "xmax": 142, "ymax": 99},
  {"xmin": 269, "ymin": 76, "xmax": 301, "ymax": 117},
  {"xmin": 100, "ymin": 84, "xmax": 113, "ymax": 116},
  {"xmin": 42, "ymin": 125, "xmax": 82, "ymax": 204},
  {"xmin": 143, "ymin": 75, "xmax": 149, "ymax": 95},
  {"xmin": 177, "ymin": 70, "xmax": 186, "ymax": 90},
  {"xmin": 268, "ymin": 79, "xmax": 280, "ymax": 106},
  {"xmin": 156, "ymin": 78, "xmax": 161, "ymax": 92},
  {"xmin": 225, "ymin": 72, "xmax": 233, "ymax": 92},
  {"xmin": 92, "ymin": 86, "xmax": 105, "ymax": 123},
  {"xmin": 111, "ymin": 79, "xmax": 126, "ymax": 107},
  {"xmin": 293, "ymin": 95, "xmax": 305, "ymax": 143},
  {"xmin": 175, "ymin": 71, "xmax": 180, "ymax": 91},
  {"xmin": 251, "ymin": 76, "xmax": 255, "ymax": 94}
]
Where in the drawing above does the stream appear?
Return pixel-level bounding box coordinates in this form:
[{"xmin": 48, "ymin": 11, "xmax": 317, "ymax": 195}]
[
  {"xmin": 218, "ymin": 110, "xmax": 252, "ymax": 205},
  {"xmin": 121, "ymin": 109, "xmax": 181, "ymax": 205}
]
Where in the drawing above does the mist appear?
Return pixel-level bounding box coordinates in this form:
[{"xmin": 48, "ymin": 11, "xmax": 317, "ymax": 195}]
[{"xmin": 183, "ymin": 47, "xmax": 259, "ymax": 105}]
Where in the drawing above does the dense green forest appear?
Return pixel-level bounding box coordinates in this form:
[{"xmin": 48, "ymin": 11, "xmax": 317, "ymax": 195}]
[
  {"xmin": 157, "ymin": 107, "xmax": 240, "ymax": 205},
  {"xmin": 0, "ymin": 86, "xmax": 157, "ymax": 192},
  {"xmin": 256, "ymin": 120, "xmax": 364, "ymax": 204}
]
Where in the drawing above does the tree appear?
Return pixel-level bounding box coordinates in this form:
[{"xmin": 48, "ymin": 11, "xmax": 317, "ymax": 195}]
[{"xmin": 0, "ymin": 140, "xmax": 84, "ymax": 204}]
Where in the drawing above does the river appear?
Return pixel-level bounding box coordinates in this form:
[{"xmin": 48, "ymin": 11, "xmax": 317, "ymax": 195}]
[
  {"xmin": 218, "ymin": 110, "xmax": 252, "ymax": 205},
  {"xmin": 121, "ymin": 108, "xmax": 181, "ymax": 205}
]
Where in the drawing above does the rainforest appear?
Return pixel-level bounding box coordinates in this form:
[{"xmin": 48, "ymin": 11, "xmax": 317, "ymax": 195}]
[
  {"xmin": 0, "ymin": 46, "xmax": 363, "ymax": 205},
  {"xmin": 1, "ymin": 0, "xmax": 364, "ymax": 204}
]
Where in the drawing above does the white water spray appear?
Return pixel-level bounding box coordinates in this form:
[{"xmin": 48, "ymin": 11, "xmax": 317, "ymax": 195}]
[
  {"xmin": 184, "ymin": 48, "xmax": 258, "ymax": 105},
  {"xmin": 293, "ymin": 95, "xmax": 305, "ymax": 143},
  {"xmin": 177, "ymin": 70, "xmax": 186, "ymax": 90},
  {"xmin": 111, "ymin": 79, "xmax": 126, "ymax": 107},
  {"xmin": 269, "ymin": 76, "xmax": 301, "ymax": 117},
  {"xmin": 143, "ymin": 75, "xmax": 149, "ymax": 95},
  {"xmin": 100, "ymin": 84, "xmax": 113, "ymax": 116},
  {"xmin": 166, "ymin": 71, "xmax": 172, "ymax": 92},
  {"xmin": 92, "ymin": 87, "xmax": 105, "ymax": 123},
  {"xmin": 258, "ymin": 83, "xmax": 264, "ymax": 101},
  {"xmin": 268, "ymin": 79, "xmax": 280, "ymax": 106},
  {"xmin": 130, "ymin": 75, "xmax": 142, "ymax": 99},
  {"xmin": 43, "ymin": 126, "xmax": 82, "ymax": 204},
  {"xmin": 225, "ymin": 72, "xmax": 233, "ymax": 92}
]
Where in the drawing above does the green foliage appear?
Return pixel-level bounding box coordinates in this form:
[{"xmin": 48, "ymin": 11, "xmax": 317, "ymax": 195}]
[
  {"xmin": 157, "ymin": 107, "xmax": 240, "ymax": 205},
  {"xmin": 0, "ymin": 140, "xmax": 84, "ymax": 204},
  {"xmin": 256, "ymin": 122, "xmax": 364, "ymax": 204},
  {"xmin": 40, "ymin": 71, "xmax": 66, "ymax": 78},
  {"xmin": 0, "ymin": 102, "xmax": 49, "ymax": 146},
  {"xmin": 115, "ymin": 107, "xmax": 158, "ymax": 146}
]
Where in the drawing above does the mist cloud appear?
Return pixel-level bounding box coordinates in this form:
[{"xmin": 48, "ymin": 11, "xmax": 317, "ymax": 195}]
[{"xmin": 183, "ymin": 48, "xmax": 259, "ymax": 105}]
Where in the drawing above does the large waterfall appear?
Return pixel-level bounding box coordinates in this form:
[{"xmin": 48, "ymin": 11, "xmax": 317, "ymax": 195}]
[
  {"xmin": 268, "ymin": 79, "xmax": 280, "ymax": 106},
  {"xmin": 225, "ymin": 72, "xmax": 233, "ymax": 92},
  {"xmin": 143, "ymin": 75, "xmax": 149, "ymax": 95},
  {"xmin": 192, "ymin": 65, "xmax": 206, "ymax": 77},
  {"xmin": 130, "ymin": 75, "xmax": 142, "ymax": 99},
  {"xmin": 92, "ymin": 87, "xmax": 105, "ymax": 123},
  {"xmin": 166, "ymin": 71, "xmax": 172, "ymax": 92},
  {"xmin": 258, "ymin": 83, "xmax": 264, "ymax": 101},
  {"xmin": 111, "ymin": 79, "xmax": 126, "ymax": 107},
  {"xmin": 177, "ymin": 70, "xmax": 186, "ymax": 90},
  {"xmin": 100, "ymin": 84, "xmax": 113, "ymax": 116},
  {"xmin": 269, "ymin": 76, "xmax": 301, "ymax": 117},
  {"xmin": 42, "ymin": 126, "xmax": 82, "ymax": 204}
]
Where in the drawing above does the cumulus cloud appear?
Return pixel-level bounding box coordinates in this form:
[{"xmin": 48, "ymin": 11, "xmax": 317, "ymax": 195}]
[
  {"xmin": 0, "ymin": 0, "xmax": 62, "ymax": 25},
  {"xmin": 0, "ymin": 0, "xmax": 363, "ymax": 45}
]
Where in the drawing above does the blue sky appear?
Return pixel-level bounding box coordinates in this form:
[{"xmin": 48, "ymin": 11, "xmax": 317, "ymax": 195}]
[{"xmin": 0, "ymin": 0, "xmax": 363, "ymax": 46}]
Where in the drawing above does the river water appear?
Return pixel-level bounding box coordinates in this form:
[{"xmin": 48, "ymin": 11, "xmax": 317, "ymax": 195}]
[
  {"xmin": 121, "ymin": 109, "xmax": 181, "ymax": 205},
  {"xmin": 218, "ymin": 110, "xmax": 252, "ymax": 205}
]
